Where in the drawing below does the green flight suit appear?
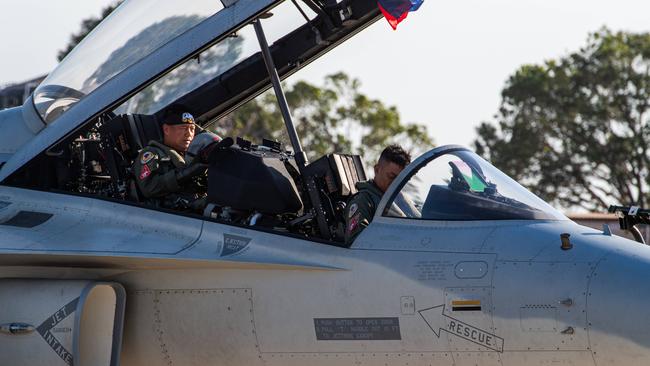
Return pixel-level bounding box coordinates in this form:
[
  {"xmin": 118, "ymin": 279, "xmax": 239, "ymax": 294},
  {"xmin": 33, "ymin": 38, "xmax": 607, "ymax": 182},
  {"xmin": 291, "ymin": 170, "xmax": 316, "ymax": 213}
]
[
  {"xmin": 133, "ymin": 141, "xmax": 206, "ymax": 211},
  {"xmin": 344, "ymin": 180, "xmax": 383, "ymax": 245}
]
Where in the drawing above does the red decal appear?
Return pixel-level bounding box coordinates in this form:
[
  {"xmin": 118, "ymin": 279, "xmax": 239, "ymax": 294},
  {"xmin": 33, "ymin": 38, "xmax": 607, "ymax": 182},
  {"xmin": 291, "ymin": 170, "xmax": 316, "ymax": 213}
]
[
  {"xmin": 348, "ymin": 213, "xmax": 360, "ymax": 232},
  {"xmin": 139, "ymin": 164, "xmax": 151, "ymax": 180}
]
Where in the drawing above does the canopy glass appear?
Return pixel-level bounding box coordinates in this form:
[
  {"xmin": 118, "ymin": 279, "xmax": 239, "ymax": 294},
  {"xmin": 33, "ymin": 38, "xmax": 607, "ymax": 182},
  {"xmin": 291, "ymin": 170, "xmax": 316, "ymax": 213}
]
[
  {"xmin": 384, "ymin": 148, "xmax": 567, "ymax": 221},
  {"xmin": 33, "ymin": 0, "xmax": 224, "ymax": 123}
]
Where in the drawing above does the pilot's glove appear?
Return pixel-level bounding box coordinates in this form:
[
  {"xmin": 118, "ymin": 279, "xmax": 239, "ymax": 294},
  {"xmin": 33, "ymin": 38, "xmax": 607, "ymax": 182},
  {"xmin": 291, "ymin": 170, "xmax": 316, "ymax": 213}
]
[
  {"xmin": 199, "ymin": 137, "xmax": 234, "ymax": 163},
  {"xmin": 175, "ymin": 163, "xmax": 208, "ymax": 184}
]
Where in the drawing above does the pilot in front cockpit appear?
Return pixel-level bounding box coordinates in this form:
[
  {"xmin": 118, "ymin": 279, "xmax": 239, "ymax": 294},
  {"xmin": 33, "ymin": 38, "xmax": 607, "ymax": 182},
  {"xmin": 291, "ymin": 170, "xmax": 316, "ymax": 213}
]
[
  {"xmin": 344, "ymin": 145, "xmax": 411, "ymax": 244},
  {"xmin": 133, "ymin": 107, "xmax": 220, "ymax": 212}
]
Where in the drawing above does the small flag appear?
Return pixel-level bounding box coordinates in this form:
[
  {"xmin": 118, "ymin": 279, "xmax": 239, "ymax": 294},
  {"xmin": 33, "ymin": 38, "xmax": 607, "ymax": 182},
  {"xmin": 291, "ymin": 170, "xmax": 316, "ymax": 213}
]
[{"xmin": 377, "ymin": 0, "xmax": 424, "ymax": 30}]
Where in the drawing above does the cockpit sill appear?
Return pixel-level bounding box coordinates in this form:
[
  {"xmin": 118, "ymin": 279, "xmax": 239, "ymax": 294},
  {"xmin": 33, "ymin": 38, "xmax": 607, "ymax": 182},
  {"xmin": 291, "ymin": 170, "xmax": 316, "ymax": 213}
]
[{"xmin": 0, "ymin": 184, "xmax": 347, "ymax": 248}]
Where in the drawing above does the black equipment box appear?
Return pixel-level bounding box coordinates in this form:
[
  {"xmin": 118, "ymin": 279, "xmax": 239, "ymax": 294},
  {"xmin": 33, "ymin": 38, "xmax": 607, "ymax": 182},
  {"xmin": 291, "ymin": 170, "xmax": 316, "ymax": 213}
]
[
  {"xmin": 207, "ymin": 146, "xmax": 303, "ymax": 214},
  {"xmin": 304, "ymin": 153, "xmax": 367, "ymax": 197}
]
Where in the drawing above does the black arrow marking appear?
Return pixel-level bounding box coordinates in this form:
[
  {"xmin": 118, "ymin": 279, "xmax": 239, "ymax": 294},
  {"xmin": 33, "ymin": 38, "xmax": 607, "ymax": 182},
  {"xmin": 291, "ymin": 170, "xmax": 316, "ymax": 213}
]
[
  {"xmin": 36, "ymin": 297, "xmax": 79, "ymax": 366},
  {"xmin": 418, "ymin": 304, "xmax": 504, "ymax": 353}
]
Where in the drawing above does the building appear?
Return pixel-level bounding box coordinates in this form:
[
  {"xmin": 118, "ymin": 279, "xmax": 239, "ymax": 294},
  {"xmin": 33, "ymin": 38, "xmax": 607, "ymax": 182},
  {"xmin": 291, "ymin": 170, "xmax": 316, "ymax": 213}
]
[{"xmin": 0, "ymin": 75, "xmax": 46, "ymax": 110}]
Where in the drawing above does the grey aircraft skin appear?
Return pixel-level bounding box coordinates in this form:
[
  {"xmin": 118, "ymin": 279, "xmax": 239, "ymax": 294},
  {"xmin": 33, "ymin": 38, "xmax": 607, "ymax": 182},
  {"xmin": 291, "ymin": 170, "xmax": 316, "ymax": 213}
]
[{"xmin": 0, "ymin": 1, "xmax": 649, "ymax": 366}]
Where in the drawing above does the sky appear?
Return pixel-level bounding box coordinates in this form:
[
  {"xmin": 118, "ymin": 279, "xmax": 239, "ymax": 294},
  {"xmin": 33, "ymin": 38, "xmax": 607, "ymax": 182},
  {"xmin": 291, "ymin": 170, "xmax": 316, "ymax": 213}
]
[{"xmin": 1, "ymin": 0, "xmax": 650, "ymax": 148}]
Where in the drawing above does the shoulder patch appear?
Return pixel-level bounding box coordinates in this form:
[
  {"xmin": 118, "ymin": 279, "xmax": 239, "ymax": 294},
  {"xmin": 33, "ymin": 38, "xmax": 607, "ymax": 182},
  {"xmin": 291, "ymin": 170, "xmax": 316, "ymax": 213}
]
[
  {"xmin": 348, "ymin": 203, "xmax": 358, "ymax": 218},
  {"xmin": 348, "ymin": 213, "xmax": 360, "ymax": 232},
  {"xmin": 141, "ymin": 151, "xmax": 155, "ymax": 164},
  {"xmin": 139, "ymin": 164, "xmax": 152, "ymax": 180}
]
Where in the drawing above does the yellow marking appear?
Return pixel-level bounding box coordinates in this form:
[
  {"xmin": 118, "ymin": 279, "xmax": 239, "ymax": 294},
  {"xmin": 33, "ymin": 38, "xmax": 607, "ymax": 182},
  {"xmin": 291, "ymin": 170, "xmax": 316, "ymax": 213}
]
[{"xmin": 452, "ymin": 300, "xmax": 481, "ymax": 306}]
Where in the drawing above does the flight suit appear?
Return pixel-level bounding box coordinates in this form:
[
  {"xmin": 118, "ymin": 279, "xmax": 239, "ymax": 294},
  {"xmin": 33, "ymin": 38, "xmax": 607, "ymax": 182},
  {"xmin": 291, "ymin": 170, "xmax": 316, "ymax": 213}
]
[
  {"xmin": 133, "ymin": 140, "xmax": 206, "ymax": 211},
  {"xmin": 344, "ymin": 180, "xmax": 383, "ymax": 245}
]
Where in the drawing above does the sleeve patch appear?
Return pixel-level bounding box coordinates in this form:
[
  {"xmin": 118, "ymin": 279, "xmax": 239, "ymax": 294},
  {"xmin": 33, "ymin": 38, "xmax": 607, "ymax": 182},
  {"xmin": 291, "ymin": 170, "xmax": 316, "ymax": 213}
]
[
  {"xmin": 141, "ymin": 151, "xmax": 155, "ymax": 164},
  {"xmin": 139, "ymin": 164, "xmax": 152, "ymax": 180},
  {"xmin": 348, "ymin": 213, "xmax": 360, "ymax": 232},
  {"xmin": 348, "ymin": 203, "xmax": 358, "ymax": 218}
]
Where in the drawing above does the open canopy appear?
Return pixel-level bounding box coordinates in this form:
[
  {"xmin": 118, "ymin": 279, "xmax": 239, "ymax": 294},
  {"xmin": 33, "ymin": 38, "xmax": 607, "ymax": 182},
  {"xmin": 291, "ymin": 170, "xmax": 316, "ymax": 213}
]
[
  {"xmin": 34, "ymin": 0, "xmax": 225, "ymax": 124},
  {"xmin": 0, "ymin": 0, "xmax": 382, "ymax": 183}
]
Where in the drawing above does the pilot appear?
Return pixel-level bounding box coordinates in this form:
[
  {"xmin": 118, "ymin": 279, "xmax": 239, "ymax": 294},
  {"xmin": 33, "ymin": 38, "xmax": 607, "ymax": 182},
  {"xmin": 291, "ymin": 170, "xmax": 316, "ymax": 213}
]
[
  {"xmin": 133, "ymin": 107, "xmax": 219, "ymax": 211},
  {"xmin": 344, "ymin": 144, "xmax": 411, "ymax": 245}
]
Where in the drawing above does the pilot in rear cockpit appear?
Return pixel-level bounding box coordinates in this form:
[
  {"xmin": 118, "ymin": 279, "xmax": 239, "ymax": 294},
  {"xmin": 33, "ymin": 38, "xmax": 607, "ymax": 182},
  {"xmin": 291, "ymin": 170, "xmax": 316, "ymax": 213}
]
[
  {"xmin": 133, "ymin": 106, "xmax": 221, "ymax": 212},
  {"xmin": 344, "ymin": 145, "xmax": 411, "ymax": 245}
]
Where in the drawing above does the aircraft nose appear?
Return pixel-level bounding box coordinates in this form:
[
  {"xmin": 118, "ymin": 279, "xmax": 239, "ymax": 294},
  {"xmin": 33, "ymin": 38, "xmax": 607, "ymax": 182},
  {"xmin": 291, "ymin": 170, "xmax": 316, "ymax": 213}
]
[{"xmin": 588, "ymin": 243, "xmax": 650, "ymax": 365}]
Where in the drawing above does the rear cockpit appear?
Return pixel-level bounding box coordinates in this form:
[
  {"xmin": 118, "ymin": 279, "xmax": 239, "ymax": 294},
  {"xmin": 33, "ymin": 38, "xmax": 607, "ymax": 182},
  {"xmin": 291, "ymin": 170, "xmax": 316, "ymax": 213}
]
[
  {"xmin": 9, "ymin": 108, "xmax": 366, "ymax": 242},
  {"xmin": 5, "ymin": 0, "xmax": 382, "ymax": 244}
]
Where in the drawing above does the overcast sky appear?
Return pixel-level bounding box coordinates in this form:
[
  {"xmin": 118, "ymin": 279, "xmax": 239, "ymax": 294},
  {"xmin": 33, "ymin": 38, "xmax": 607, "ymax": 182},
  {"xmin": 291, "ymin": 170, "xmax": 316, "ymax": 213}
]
[{"xmin": 1, "ymin": 0, "xmax": 649, "ymax": 148}]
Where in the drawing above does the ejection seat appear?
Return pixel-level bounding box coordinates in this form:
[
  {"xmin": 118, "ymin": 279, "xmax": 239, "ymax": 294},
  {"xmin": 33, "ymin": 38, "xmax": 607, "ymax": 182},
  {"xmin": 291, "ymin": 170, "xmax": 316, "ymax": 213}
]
[
  {"xmin": 99, "ymin": 114, "xmax": 162, "ymax": 201},
  {"xmin": 303, "ymin": 153, "xmax": 367, "ymax": 240}
]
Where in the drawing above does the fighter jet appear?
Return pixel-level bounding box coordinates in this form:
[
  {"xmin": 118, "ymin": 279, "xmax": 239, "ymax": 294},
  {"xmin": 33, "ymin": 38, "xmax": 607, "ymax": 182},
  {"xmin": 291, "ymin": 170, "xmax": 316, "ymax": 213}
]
[{"xmin": 0, "ymin": 1, "xmax": 648, "ymax": 366}]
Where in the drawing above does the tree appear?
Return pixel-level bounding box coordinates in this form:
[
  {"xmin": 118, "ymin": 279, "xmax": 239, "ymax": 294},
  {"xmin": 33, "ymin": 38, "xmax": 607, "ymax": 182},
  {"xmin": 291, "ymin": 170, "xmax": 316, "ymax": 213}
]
[
  {"xmin": 474, "ymin": 28, "xmax": 650, "ymax": 211},
  {"xmin": 57, "ymin": 1, "xmax": 122, "ymax": 61},
  {"xmin": 214, "ymin": 72, "xmax": 433, "ymax": 167}
]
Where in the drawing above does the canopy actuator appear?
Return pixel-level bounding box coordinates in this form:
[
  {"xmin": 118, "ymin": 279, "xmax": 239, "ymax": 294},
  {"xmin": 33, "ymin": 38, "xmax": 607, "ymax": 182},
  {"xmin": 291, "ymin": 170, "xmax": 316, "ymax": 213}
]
[
  {"xmin": 254, "ymin": 19, "xmax": 332, "ymax": 240},
  {"xmin": 253, "ymin": 19, "xmax": 307, "ymax": 168}
]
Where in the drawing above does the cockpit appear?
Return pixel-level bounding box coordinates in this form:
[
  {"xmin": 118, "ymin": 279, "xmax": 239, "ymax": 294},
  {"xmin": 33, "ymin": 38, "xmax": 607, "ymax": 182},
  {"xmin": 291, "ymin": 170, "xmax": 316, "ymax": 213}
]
[{"xmin": 3, "ymin": 0, "xmax": 566, "ymax": 248}]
